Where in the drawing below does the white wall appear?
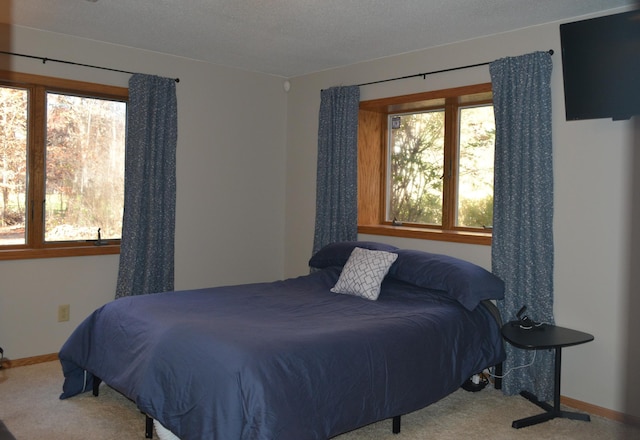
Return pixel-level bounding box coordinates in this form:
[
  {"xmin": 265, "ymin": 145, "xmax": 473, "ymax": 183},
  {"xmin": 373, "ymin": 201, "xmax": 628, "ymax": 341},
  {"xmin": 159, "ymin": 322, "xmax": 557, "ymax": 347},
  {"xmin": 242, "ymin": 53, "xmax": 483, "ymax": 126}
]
[
  {"xmin": 284, "ymin": 8, "xmax": 635, "ymax": 415},
  {"xmin": 0, "ymin": 25, "xmax": 288, "ymax": 359}
]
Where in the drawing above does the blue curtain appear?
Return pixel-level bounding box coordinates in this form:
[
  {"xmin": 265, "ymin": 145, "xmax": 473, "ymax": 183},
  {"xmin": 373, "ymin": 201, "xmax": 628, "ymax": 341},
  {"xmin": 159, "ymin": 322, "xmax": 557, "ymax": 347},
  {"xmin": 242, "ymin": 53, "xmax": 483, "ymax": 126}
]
[
  {"xmin": 115, "ymin": 74, "xmax": 178, "ymax": 298},
  {"xmin": 490, "ymin": 52, "xmax": 555, "ymax": 400},
  {"xmin": 312, "ymin": 86, "xmax": 360, "ymax": 255}
]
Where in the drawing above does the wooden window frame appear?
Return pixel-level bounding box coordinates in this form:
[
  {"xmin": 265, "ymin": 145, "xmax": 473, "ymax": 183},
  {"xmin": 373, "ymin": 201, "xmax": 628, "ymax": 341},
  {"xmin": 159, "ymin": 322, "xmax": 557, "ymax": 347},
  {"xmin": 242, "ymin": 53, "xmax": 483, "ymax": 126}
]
[
  {"xmin": 357, "ymin": 83, "xmax": 493, "ymax": 246},
  {"xmin": 0, "ymin": 71, "xmax": 127, "ymax": 260}
]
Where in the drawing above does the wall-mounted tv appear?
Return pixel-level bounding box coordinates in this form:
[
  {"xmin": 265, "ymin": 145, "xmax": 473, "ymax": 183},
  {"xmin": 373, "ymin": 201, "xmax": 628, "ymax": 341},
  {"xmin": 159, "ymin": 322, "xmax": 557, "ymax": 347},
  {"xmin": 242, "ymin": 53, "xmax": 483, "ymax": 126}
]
[{"xmin": 560, "ymin": 10, "xmax": 640, "ymax": 121}]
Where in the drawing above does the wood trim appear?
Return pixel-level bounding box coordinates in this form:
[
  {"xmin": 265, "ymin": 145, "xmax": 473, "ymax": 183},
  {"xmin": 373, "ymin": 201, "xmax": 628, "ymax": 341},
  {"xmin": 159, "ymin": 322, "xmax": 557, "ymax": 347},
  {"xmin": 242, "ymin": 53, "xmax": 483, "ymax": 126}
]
[
  {"xmin": 29, "ymin": 85, "xmax": 46, "ymax": 248},
  {"xmin": 358, "ymin": 83, "xmax": 495, "ymax": 243},
  {"xmin": 561, "ymin": 395, "xmax": 640, "ymax": 427},
  {"xmin": 442, "ymin": 97, "xmax": 457, "ymax": 229},
  {"xmin": 358, "ymin": 109, "xmax": 385, "ymax": 225},
  {"xmin": 0, "ymin": 71, "xmax": 126, "ymax": 260},
  {"xmin": 0, "ymin": 70, "xmax": 128, "ymax": 99},
  {"xmin": 1, "ymin": 353, "xmax": 58, "ymax": 369},
  {"xmin": 359, "ymin": 83, "xmax": 492, "ymax": 111},
  {"xmin": 0, "ymin": 244, "xmax": 120, "ymax": 260},
  {"xmin": 359, "ymin": 224, "xmax": 492, "ymax": 245}
]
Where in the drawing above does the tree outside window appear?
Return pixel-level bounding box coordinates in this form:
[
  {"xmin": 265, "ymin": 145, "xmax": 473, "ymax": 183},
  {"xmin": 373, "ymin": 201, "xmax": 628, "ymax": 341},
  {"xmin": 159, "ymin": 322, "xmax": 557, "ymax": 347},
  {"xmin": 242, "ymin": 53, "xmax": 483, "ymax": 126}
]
[
  {"xmin": 45, "ymin": 93, "xmax": 126, "ymax": 242},
  {"xmin": 358, "ymin": 83, "xmax": 494, "ymax": 245},
  {"xmin": 0, "ymin": 86, "xmax": 27, "ymax": 245},
  {"xmin": 0, "ymin": 72, "xmax": 127, "ymax": 259}
]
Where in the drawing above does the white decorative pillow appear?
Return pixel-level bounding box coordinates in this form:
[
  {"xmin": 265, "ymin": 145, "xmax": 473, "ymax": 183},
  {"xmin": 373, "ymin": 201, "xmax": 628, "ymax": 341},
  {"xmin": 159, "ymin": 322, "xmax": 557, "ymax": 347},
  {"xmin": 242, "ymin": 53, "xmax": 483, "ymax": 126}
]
[{"xmin": 331, "ymin": 247, "xmax": 398, "ymax": 300}]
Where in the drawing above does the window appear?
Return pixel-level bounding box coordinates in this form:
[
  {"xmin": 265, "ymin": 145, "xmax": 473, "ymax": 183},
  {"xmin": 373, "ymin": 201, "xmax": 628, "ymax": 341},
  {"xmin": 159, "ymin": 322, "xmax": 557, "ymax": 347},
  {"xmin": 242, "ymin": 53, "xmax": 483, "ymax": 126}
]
[
  {"xmin": 0, "ymin": 71, "xmax": 128, "ymax": 260},
  {"xmin": 358, "ymin": 83, "xmax": 494, "ymax": 245}
]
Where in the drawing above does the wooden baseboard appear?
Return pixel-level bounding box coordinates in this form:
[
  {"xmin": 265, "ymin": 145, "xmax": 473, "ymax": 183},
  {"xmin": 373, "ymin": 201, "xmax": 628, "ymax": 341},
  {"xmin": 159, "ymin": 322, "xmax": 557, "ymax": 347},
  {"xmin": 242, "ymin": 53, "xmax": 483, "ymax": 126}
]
[
  {"xmin": 1, "ymin": 353, "xmax": 58, "ymax": 369},
  {"xmin": 561, "ymin": 395, "xmax": 640, "ymax": 427}
]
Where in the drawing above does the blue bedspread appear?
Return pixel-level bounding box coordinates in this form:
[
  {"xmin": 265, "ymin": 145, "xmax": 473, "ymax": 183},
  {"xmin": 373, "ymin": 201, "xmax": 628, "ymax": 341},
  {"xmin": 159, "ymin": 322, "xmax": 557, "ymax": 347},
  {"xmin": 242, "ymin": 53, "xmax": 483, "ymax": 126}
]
[{"xmin": 59, "ymin": 268, "xmax": 505, "ymax": 439}]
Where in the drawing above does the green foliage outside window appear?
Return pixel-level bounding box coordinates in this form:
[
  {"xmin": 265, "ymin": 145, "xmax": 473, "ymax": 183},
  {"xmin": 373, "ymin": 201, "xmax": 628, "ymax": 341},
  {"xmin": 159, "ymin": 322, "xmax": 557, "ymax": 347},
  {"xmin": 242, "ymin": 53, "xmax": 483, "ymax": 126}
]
[{"xmin": 388, "ymin": 105, "xmax": 495, "ymax": 229}]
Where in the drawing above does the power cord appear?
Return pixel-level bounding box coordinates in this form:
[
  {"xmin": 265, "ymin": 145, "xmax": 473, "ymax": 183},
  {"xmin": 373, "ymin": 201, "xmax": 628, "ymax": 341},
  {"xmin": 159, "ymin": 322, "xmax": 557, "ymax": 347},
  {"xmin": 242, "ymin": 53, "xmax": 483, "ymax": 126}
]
[
  {"xmin": 488, "ymin": 350, "xmax": 537, "ymax": 379},
  {"xmin": 462, "ymin": 351, "xmax": 538, "ymax": 392},
  {"xmin": 462, "ymin": 304, "xmax": 551, "ymax": 391}
]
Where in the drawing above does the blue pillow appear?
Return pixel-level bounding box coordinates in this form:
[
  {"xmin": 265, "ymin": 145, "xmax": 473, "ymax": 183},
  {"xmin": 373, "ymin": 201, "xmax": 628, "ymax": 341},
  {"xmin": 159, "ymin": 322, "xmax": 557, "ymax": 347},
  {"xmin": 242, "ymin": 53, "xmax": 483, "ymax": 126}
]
[
  {"xmin": 309, "ymin": 241, "xmax": 399, "ymax": 269},
  {"xmin": 387, "ymin": 249, "xmax": 504, "ymax": 310}
]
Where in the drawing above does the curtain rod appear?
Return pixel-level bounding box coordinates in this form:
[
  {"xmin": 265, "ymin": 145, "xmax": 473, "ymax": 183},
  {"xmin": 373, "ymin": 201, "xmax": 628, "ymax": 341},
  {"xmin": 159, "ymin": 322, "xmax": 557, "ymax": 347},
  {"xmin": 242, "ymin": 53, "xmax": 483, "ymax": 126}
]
[
  {"xmin": 355, "ymin": 49, "xmax": 554, "ymax": 87},
  {"xmin": 0, "ymin": 50, "xmax": 180, "ymax": 82}
]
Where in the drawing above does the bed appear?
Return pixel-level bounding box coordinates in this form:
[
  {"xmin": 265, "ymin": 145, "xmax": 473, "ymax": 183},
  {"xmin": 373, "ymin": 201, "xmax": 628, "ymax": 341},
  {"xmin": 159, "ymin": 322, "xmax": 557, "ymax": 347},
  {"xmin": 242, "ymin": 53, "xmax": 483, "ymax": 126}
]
[{"xmin": 59, "ymin": 241, "xmax": 506, "ymax": 439}]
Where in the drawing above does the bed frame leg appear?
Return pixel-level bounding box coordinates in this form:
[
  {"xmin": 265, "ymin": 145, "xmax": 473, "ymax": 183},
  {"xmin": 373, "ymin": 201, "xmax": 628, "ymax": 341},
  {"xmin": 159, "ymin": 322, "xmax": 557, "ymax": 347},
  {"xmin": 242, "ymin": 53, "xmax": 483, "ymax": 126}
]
[
  {"xmin": 144, "ymin": 414, "xmax": 153, "ymax": 438},
  {"xmin": 392, "ymin": 415, "xmax": 401, "ymax": 434},
  {"xmin": 494, "ymin": 363, "xmax": 503, "ymax": 390},
  {"xmin": 92, "ymin": 376, "xmax": 102, "ymax": 396}
]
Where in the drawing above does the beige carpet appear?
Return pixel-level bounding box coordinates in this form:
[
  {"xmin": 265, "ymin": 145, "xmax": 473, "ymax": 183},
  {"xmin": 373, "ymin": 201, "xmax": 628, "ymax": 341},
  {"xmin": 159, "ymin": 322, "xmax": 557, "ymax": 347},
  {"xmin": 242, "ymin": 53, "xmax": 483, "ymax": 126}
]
[{"xmin": 1, "ymin": 361, "xmax": 638, "ymax": 439}]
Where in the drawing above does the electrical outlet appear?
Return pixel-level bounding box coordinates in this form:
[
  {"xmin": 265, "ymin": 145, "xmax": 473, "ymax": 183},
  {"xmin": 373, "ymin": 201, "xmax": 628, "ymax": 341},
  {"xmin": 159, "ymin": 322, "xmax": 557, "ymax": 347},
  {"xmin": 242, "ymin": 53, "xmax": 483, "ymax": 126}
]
[{"xmin": 58, "ymin": 304, "xmax": 70, "ymax": 322}]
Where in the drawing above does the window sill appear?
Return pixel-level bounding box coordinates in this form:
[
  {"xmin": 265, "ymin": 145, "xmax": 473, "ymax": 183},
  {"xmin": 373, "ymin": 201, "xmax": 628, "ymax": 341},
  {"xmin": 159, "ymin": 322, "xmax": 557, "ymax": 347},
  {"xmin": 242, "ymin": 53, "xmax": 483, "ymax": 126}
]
[
  {"xmin": 0, "ymin": 244, "xmax": 120, "ymax": 261},
  {"xmin": 358, "ymin": 225, "xmax": 492, "ymax": 245}
]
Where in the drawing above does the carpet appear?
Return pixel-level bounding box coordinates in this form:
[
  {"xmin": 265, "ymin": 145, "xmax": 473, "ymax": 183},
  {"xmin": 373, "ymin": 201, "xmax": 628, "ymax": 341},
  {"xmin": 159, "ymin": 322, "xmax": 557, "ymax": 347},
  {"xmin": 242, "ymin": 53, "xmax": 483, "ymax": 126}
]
[
  {"xmin": 1, "ymin": 361, "xmax": 639, "ymax": 439},
  {"xmin": 0, "ymin": 421, "xmax": 16, "ymax": 440}
]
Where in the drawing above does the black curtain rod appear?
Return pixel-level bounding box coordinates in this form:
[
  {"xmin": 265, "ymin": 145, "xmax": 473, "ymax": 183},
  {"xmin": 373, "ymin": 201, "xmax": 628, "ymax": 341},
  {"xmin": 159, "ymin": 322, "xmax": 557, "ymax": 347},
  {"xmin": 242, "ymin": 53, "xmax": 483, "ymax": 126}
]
[
  {"xmin": 355, "ymin": 49, "xmax": 554, "ymax": 87},
  {"xmin": 0, "ymin": 50, "xmax": 180, "ymax": 82}
]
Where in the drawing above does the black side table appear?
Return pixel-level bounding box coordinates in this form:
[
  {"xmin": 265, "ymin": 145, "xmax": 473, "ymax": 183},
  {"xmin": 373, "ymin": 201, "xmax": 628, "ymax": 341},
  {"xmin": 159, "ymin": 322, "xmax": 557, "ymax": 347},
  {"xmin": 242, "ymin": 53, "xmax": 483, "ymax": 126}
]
[{"xmin": 501, "ymin": 322, "xmax": 594, "ymax": 428}]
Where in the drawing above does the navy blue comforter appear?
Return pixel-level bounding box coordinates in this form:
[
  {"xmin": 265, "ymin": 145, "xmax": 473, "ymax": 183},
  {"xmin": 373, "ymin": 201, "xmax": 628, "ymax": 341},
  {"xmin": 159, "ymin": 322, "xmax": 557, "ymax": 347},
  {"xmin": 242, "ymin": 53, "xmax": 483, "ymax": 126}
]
[{"xmin": 59, "ymin": 268, "xmax": 504, "ymax": 439}]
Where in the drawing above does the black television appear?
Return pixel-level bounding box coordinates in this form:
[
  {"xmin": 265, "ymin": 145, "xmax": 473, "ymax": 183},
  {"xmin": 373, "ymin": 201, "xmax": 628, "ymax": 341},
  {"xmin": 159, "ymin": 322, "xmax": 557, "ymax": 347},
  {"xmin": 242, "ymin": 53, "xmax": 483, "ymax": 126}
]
[{"xmin": 560, "ymin": 10, "xmax": 640, "ymax": 121}]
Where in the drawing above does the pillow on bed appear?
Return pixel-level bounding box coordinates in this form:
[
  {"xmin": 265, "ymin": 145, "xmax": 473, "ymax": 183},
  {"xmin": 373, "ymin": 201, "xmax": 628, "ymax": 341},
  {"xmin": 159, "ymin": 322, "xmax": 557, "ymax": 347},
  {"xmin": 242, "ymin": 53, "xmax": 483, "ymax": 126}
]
[
  {"xmin": 387, "ymin": 249, "xmax": 504, "ymax": 310},
  {"xmin": 309, "ymin": 241, "xmax": 399, "ymax": 269},
  {"xmin": 330, "ymin": 247, "xmax": 398, "ymax": 300}
]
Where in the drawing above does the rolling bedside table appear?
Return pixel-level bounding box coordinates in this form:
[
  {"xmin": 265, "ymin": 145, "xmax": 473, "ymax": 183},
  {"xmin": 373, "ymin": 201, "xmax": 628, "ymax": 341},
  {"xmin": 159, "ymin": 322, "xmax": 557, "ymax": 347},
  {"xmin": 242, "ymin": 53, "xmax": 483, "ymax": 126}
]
[{"xmin": 501, "ymin": 322, "xmax": 594, "ymax": 429}]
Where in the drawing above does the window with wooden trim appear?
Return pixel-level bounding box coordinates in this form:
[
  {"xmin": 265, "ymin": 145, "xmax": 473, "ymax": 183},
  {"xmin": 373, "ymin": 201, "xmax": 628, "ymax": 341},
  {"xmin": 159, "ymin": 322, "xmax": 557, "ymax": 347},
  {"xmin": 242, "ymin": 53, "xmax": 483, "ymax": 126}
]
[
  {"xmin": 358, "ymin": 83, "xmax": 494, "ymax": 245},
  {"xmin": 0, "ymin": 71, "xmax": 127, "ymax": 260}
]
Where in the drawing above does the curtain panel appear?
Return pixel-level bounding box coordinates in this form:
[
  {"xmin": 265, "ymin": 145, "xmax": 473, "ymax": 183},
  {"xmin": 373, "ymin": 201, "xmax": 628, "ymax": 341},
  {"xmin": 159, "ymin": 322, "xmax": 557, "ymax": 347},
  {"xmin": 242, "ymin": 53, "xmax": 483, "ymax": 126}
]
[
  {"xmin": 115, "ymin": 74, "xmax": 178, "ymax": 299},
  {"xmin": 312, "ymin": 85, "xmax": 360, "ymax": 256},
  {"xmin": 490, "ymin": 51, "xmax": 555, "ymax": 400}
]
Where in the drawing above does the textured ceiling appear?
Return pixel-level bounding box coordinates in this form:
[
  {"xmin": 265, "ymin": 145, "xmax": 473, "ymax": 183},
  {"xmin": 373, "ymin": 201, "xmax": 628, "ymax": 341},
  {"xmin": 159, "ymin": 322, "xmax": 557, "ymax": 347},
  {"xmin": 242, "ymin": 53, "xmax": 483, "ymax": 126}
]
[{"xmin": 0, "ymin": 0, "xmax": 637, "ymax": 78}]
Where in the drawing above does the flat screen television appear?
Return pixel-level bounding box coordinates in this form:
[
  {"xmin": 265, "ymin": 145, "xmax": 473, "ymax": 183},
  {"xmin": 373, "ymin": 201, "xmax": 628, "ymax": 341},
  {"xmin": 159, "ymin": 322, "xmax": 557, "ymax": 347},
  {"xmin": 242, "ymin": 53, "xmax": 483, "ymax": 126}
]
[{"xmin": 560, "ymin": 10, "xmax": 640, "ymax": 121}]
